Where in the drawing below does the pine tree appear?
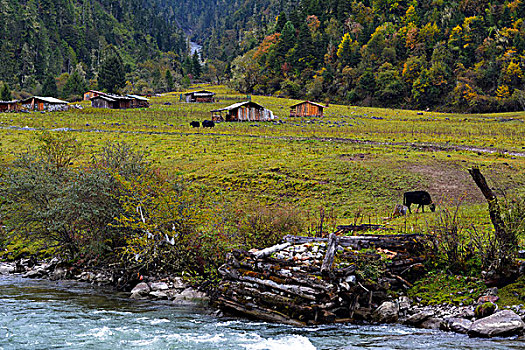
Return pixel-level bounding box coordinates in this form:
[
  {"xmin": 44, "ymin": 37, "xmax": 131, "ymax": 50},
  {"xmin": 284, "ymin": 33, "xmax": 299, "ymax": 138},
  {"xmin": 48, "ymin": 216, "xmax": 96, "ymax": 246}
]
[
  {"xmin": 182, "ymin": 56, "xmax": 192, "ymax": 75},
  {"xmin": 275, "ymin": 11, "xmax": 288, "ymax": 33},
  {"xmin": 0, "ymin": 83, "xmax": 11, "ymax": 101},
  {"xmin": 165, "ymin": 69, "xmax": 174, "ymax": 92},
  {"xmin": 63, "ymin": 70, "xmax": 87, "ymax": 98},
  {"xmin": 294, "ymin": 22, "xmax": 315, "ymax": 70},
  {"xmin": 192, "ymin": 52, "xmax": 202, "ymax": 78},
  {"xmin": 152, "ymin": 68, "xmax": 161, "ymax": 91},
  {"xmin": 98, "ymin": 48, "xmax": 125, "ymax": 93},
  {"xmin": 42, "ymin": 75, "xmax": 58, "ymax": 97},
  {"xmin": 277, "ymin": 21, "xmax": 296, "ymax": 57}
]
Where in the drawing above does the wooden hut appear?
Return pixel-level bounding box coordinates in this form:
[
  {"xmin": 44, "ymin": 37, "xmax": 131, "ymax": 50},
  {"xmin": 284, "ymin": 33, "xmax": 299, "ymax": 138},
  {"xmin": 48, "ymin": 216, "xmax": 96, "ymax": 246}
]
[
  {"xmin": 289, "ymin": 101, "xmax": 326, "ymax": 117},
  {"xmin": 127, "ymin": 94, "xmax": 150, "ymax": 108},
  {"xmin": 83, "ymin": 90, "xmax": 105, "ymax": 101},
  {"xmin": 0, "ymin": 100, "xmax": 21, "ymax": 112},
  {"xmin": 90, "ymin": 94, "xmax": 133, "ymax": 109},
  {"xmin": 210, "ymin": 101, "xmax": 275, "ymax": 122},
  {"xmin": 21, "ymin": 96, "xmax": 68, "ymax": 111},
  {"xmin": 184, "ymin": 90, "xmax": 216, "ymax": 103}
]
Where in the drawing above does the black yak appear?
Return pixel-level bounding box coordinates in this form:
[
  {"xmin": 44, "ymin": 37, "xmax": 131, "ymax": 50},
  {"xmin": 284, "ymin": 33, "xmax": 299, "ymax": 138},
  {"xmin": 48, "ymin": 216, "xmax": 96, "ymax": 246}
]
[
  {"xmin": 202, "ymin": 120, "xmax": 215, "ymax": 128},
  {"xmin": 403, "ymin": 191, "xmax": 436, "ymax": 213},
  {"xmin": 190, "ymin": 121, "xmax": 200, "ymax": 128}
]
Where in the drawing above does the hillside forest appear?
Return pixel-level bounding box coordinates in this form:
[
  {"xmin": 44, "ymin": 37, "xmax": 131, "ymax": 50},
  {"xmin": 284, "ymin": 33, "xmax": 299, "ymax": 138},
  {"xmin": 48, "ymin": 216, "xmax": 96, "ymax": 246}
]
[{"xmin": 1, "ymin": 0, "xmax": 525, "ymax": 112}]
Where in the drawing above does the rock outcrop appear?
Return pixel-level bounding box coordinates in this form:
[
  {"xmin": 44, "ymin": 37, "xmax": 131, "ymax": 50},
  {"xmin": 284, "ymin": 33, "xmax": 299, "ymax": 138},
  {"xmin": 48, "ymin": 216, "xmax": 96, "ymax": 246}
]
[
  {"xmin": 373, "ymin": 301, "xmax": 399, "ymax": 323},
  {"xmin": 444, "ymin": 317, "xmax": 472, "ymax": 334},
  {"xmin": 468, "ymin": 310, "xmax": 525, "ymax": 338}
]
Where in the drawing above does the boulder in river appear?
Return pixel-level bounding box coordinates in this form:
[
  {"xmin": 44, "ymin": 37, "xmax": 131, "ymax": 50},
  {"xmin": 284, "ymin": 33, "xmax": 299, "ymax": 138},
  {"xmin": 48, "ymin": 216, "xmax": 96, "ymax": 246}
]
[
  {"xmin": 149, "ymin": 291, "xmax": 169, "ymax": 300},
  {"xmin": 130, "ymin": 282, "xmax": 151, "ymax": 299},
  {"xmin": 372, "ymin": 301, "xmax": 399, "ymax": 323},
  {"xmin": 49, "ymin": 267, "xmax": 69, "ymax": 281},
  {"xmin": 22, "ymin": 269, "xmax": 46, "ymax": 278},
  {"xmin": 405, "ymin": 310, "xmax": 434, "ymax": 326},
  {"xmin": 171, "ymin": 277, "xmax": 187, "ymax": 290},
  {"xmin": 444, "ymin": 317, "xmax": 472, "ymax": 334},
  {"xmin": 0, "ymin": 263, "xmax": 14, "ymax": 275},
  {"xmin": 173, "ymin": 287, "xmax": 209, "ymax": 306},
  {"xmin": 420, "ymin": 317, "xmax": 443, "ymax": 330},
  {"xmin": 468, "ymin": 310, "xmax": 525, "ymax": 338},
  {"xmin": 150, "ymin": 282, "xmax": 169, "ymax": 291}
]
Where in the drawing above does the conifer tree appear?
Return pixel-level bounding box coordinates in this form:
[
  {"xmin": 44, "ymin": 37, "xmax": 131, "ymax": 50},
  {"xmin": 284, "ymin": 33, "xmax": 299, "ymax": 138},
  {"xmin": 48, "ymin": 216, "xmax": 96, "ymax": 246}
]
[
  {"xmin": 165, "ymin": 69, "xmax": 174, "ymax": 92},
  {"xmin": 278, "ymin": 21, "xmax": 296, "ymax": 56},
  {"xmin": 98, "ymin": 48, "xmax": 125, "ymax": 93},
  {"xmin": 275, "ymin": 12, "xmax": 288, "ymax": 33},
  {"xmin": 42, "ymin": 75, "xmax": 58, "ymax": 97},
  {"xmin": 0, "ymin": 83, "xmax": 11, "ymax": 101},
  {"xmin": 152, "ymin": 68, "xmax": 161, "ymax": 91},
  {"xmin": 63, "ymin": 70, "xmax": 87, "ymax": 98},
  {"xmin": 192, "ymin": 52, "xmax": 202, "ymax": 78}
]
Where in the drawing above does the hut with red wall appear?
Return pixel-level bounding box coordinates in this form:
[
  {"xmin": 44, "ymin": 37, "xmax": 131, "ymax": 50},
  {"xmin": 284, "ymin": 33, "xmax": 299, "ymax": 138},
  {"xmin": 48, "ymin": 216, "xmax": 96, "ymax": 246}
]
[
  {"xmin": 289, "ymin": 101, "xmax": 326, "ymax": 117},
  {"xmin": 0, "ymin": 100, "xmax": 21, "ymax": 112},
  {"xmin": 21, "ymin": 96, "xmax": 69, "ymax": 111}
]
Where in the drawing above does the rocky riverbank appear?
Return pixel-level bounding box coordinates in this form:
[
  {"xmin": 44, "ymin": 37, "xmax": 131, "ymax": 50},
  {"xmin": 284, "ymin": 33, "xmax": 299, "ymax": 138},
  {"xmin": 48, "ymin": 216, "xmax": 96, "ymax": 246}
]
[
  {"xmin": 0, "ymin": 258, "xmax": 209, "ymax": 306},
  {"xmin": 215, "ymin": 233, "xmax": 525, "ymax": 339},
  {"xmin": 376, "ymin": 295, "xmax": 525, "ymax": 338},
  {"xmin": 1, "ymin": 249, "xmax": 524, "ymax": 339}
]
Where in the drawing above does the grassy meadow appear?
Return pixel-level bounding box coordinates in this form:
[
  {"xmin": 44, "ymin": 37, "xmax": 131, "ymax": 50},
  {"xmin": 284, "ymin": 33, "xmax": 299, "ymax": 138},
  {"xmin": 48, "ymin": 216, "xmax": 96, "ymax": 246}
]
[{"xmin": 1, "ymin": 85, "xmax": 524, "ymax": 236}]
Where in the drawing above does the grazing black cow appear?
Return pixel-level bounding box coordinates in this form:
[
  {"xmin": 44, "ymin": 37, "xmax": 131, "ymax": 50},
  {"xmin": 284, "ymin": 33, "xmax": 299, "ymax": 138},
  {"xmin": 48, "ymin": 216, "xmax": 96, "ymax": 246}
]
[
  {"xmin": 202, "ymin": 120, "xmax": 215, "ymax": 128},
  {"xmin": 190, "ymin": 121, "xmax": 200, "ymax": 128},
  {"xmin": 403, "ymin": 191, "xmax": 436, "ymax": 213}
]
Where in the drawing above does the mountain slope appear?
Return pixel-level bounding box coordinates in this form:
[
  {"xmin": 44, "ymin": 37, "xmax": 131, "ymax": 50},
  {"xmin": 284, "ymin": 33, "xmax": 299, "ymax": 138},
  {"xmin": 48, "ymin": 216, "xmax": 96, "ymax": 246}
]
[
  {"xmin": 198, "ymin": 0, "xmax": 525, "ymax": 112},
  {"xmin": 0, "ymin": 0, "xmax": 186, "ymax": 92}
]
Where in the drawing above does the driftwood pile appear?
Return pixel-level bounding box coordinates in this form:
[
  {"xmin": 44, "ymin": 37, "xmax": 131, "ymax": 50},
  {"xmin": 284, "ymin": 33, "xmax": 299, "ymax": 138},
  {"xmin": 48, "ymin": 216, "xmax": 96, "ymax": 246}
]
[{"xmin": 216, "ymin": 233, "xmax": 428, "ymax": 325}]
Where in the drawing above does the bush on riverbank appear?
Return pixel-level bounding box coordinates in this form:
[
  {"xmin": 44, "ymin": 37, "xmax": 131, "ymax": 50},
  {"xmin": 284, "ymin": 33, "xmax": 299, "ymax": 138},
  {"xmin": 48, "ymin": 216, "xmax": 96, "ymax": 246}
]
[
  {"xmin": 0, "ymin": 133, "xmax": 306, "ymax": 280},
  {"xmin": 0, "ymin": 140, "xmax": 138, "ymax": 258}
]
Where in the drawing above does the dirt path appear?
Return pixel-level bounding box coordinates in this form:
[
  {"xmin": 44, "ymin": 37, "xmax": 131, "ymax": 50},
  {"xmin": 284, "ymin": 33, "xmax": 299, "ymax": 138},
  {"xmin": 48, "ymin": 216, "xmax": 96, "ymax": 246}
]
[{"xmin": 2, "ymin": 125, "xmax": 525, "ymax": 158}]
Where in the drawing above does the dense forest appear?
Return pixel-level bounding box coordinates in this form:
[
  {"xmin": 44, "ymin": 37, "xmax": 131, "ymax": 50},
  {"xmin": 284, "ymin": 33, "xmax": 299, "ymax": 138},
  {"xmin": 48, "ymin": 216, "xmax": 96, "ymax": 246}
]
[
  {"xmin": 0, "ymin": 0, "xmax": 192, "ymax": 99},
  {"xmin": 2, "ymin": 0, "xmax": 525, "ymax": 111},
  {"xmin": 196, "ymin": 0, "xmax": 525, "ymax": 112}
]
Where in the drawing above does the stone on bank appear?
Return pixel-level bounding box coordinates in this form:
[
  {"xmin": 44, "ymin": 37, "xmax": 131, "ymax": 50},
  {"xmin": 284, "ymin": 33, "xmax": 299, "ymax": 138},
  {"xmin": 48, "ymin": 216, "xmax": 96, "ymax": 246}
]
[{"xmin": 468, "ymin": 310, "xmax": 525, "ymax": 338}]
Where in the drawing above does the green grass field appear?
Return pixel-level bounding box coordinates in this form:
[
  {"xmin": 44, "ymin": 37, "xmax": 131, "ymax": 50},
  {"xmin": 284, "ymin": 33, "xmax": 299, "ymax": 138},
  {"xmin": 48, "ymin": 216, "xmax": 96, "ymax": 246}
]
[{"xmin": 1, "ymin": 85, "xmax": 524, "ymax": 235}]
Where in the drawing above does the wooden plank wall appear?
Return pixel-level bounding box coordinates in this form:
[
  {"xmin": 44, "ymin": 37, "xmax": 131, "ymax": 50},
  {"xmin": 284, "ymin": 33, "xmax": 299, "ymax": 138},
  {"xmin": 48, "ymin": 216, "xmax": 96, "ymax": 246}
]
[{"xmin": 293, "ymin": 103, "xmax": 322, "ymax": 117}]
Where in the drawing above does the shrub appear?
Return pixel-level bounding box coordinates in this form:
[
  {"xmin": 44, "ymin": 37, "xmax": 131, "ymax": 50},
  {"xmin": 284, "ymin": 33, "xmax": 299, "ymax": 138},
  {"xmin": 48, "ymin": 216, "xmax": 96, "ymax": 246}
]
[
  {"xmin": 0, "ymin": 139, "xmax": 146, "ymax": 259},
  {"xmin": 428, "ymin": 203, "xmax": 475, "ymax": 273},
  {"xmin": 221, "ymin": 201, "xmax": 305, "ymax": 250}
]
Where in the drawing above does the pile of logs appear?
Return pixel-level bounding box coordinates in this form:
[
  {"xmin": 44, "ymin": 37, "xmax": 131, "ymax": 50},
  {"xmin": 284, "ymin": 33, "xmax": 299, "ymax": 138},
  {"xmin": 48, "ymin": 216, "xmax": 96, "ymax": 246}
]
[{"xmin": 216, "ymin": 233, "xmax": 428, "ymax": 325}]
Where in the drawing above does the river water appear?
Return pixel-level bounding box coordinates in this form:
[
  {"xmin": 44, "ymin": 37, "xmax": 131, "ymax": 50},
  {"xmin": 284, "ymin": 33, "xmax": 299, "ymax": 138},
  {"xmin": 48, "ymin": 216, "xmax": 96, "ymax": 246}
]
[{"xmin": 1, "ymin": 276, "xmax": 523, "ymax": 350}]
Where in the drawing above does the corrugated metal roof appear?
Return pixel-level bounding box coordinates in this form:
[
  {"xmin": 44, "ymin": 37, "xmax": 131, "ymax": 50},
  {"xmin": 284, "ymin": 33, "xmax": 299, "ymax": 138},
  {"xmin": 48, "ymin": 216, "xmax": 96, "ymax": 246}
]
[
  {"xmin": 86, "ymin": 90, "xmax": 105, "ymax": 95},
  {"xmin": 92, "ymin": 95, "xmax": 116, "ymax": 102},
  {"xmin": 289, "ymin": 101, "xmax": 326, "ymax": 109},
  {"xmin": 0, "ymin": 100, "xmax": 20, "ymax": 104},
  {"xmin": 90, "ymin": 94, "xmax": 131, "ymax": 101},
  {"xmin": 184, "ymin": 90, "xmax": 216, "ymax": 96},
  {"xmin": 210, "ymin": 101, "xmax": 264, "ymax": 112},
  {"xmin": 22, "ymin": 96, "xmax": 68, "ymax": 104},
  {"xmin": 127, "ymin": 94, "xmax": 149, "ymax": 101}
]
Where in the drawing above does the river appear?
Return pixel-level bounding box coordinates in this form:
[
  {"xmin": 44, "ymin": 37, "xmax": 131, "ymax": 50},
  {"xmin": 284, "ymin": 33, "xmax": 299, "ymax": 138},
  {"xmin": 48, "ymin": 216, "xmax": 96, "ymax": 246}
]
[
  {"xmin": 0, "ymin": 275, "xmax": 523, "ymax": 349},
  {"xmin": 189, "ymin": 41, "xmax": 202, "ymax": 57}
]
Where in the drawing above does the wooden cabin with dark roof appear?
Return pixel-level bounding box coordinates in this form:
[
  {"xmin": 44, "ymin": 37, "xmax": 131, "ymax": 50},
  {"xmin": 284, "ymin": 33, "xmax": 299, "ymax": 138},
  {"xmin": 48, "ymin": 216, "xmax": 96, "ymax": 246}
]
[
  {"xmin": 127, "ymin": 95, "xmax": 150, "ymax": 108},
  {"xmin": 90, "ymin": 94, "xmax": 133, "ymax": 109},
  {"xmin": 210, "ymin": 101, "xmax": 275, "ymax": 122},
  {"xmin": 21, "ymin": 96, "xmax": 69, "ymax": 111},
  {"xmin": 0, "ymin": 100, "xmax": 21, "ymax": 112},
  {"xmin": 289, "ymin": 101, "xmax": 326, "ymax": 117},
  {"xmin": 184, "ymin": 90, "xmax": 216, "ymax": 103}
]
